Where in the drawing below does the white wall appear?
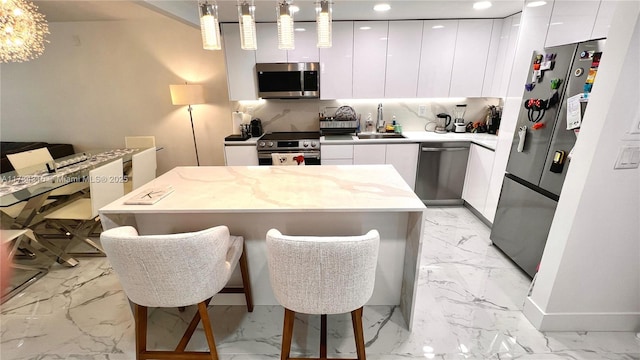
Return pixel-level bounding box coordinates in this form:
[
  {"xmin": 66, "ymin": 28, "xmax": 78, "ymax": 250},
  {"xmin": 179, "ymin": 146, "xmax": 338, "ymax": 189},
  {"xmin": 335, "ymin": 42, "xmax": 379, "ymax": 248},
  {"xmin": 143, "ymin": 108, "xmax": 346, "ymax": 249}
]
[
  {"xmin": 0, "ymin": 15, "xmax": 234, "ymax": 173},
  {"xmin": 524, "ymin": 3, "xmax": 640, "ymax": 331}
]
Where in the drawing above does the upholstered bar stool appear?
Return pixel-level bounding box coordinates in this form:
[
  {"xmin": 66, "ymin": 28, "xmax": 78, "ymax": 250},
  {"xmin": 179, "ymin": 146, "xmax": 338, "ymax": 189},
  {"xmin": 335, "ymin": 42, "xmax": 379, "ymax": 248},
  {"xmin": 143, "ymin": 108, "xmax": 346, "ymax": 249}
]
[
  {"xmin": 266, "ymin": 229, "xmax": 380, "ymax": 360},
  {"xmin": 101, "ymin": 225, "xmax": 253, "ymax": 360}
]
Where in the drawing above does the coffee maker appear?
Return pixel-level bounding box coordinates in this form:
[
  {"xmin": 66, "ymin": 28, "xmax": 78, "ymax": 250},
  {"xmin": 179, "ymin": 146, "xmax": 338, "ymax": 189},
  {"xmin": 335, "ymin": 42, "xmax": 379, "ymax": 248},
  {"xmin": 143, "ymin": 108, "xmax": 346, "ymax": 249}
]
[
  {"xmin": 250, "ymin": 118, "xmax": 263, "ymax": 137},
  {"xmin": 453, "ymin": 104, "xmax": 467, "ymax": 133},
  {"xmin": 435, "ymin": 113, "xmax": 451, "ymax": 134}
]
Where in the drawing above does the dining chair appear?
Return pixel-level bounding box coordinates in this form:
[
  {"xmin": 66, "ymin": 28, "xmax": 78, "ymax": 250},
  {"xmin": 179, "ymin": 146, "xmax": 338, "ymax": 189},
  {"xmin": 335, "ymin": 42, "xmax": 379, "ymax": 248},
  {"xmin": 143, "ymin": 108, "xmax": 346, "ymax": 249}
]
[
  {"xmin": 100, "ymin": 225, "xmax": 253, "ymax": 360},
  {"xmin": 5, "ymin": 148, "xmax": 53, "ymax": 175},
  {"xmin": 265, "ymin": 228, "xmax": 380, "ymax": 360},
  {"xmin": 124, "ymin": 147, "xmax": 157, "ymax": 194},
  {"xmin": 271, "ymin": 153, "xmax": 306, "ymax": 166},
  {"xmin": 43, "ymin": 159, "xmax": 124, "ymax": 255},
  {"xmin": 125, "ymin": 136, "xmax": 156, "ymax": 149}
]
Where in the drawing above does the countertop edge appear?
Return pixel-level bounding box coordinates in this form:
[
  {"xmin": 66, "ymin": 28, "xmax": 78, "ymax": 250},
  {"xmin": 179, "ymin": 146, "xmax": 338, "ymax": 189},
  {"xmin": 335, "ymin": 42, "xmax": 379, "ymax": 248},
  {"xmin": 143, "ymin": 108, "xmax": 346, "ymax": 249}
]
[{"xmin": 223, "ymin": 132, "xmax": 498, "ymax": 150}]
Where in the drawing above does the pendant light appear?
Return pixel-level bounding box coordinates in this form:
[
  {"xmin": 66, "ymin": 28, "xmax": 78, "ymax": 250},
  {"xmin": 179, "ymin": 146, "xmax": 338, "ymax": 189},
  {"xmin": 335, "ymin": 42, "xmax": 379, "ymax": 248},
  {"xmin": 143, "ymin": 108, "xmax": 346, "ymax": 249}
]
[
  {"xmin": 238, "ymin": 0, "xmax": 257, "ymax": 50},
  {"xmin": 277, "ymin": 1, "xmax": 295, "ymax": 50},
  {"xmin": 316, "ymin": 0, "xmax": 332, "ymax": 48},
  {"xmin": 199, "ymin": 1, "xmax": 221, "ymax": 50}
]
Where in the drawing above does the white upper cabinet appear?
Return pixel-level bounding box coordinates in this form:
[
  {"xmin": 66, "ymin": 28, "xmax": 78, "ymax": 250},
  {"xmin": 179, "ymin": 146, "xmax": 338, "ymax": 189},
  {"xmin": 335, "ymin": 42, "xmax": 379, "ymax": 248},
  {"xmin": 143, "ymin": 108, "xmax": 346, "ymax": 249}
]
[
  {"xmin": 591, "ymin": 0, "xmax": 619, "ymax": 40},
  {"xmin": 353, "ymin": 21, "xmax": 389, "ymax": 99},
  {"xmin": 222, "ymin": 23, "xmax": 258, "ymax": 101},
  {"xmin": 450, "ymin": 19, "xmax": 494, "ymax": 97},
  {"xmin": 545, "ymin": 0, "xmax": 601, "ymax": 47},
  {"xmin": 481, "ymin": 19, "xmax": 504, "ymax": 97},
  {"xmin": 417, "ymin": 20, "xmax": 458, "ymax": 98},
  {"xmin": 320, "ymin": 21, "xmax": 354, "ymax": 100},
  {"xmin": 255, "ymin": 23, "xmax": 287, "ymax": 63},
  {"xmin": 385, "ymin": 21, "xmax": 423, "ymax": 98},
  {"xmin": 255, "ymin": 22, "xmax": 319, "ymax": 63},
  {"xmin": 287, "ymin": 22, "xmax": 320, "ymax": 62}
]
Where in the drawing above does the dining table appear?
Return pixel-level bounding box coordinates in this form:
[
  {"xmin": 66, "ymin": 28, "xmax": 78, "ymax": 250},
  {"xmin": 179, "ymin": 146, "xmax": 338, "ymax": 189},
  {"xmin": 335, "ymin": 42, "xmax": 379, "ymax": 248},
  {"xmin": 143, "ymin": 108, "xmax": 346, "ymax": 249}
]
[{"xmin": 0, "ymin": 148, "xmax": 141, "ymax": 266}]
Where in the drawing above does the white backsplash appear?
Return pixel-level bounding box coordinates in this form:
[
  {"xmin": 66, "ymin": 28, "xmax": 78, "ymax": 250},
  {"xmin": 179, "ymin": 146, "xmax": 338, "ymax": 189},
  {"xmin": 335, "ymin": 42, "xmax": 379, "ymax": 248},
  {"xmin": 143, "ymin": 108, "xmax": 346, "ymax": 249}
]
[{"xmin": 233, "ymin": 98, "xmax": 502, "ymax": 133}]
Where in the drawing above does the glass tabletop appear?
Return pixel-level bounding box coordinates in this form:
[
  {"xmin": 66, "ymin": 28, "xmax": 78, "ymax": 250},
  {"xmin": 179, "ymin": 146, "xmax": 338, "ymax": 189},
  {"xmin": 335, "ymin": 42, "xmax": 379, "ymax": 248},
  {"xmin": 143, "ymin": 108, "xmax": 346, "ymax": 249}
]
[{"xmin": 0, "ymin": 148, "xmax": 140, "ymax": 207}]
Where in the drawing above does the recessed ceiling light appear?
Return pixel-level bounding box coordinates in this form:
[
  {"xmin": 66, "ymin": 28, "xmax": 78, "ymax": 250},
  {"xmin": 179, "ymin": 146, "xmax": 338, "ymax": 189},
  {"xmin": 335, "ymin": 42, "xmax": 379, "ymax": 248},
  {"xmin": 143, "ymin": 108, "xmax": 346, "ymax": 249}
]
[
  {"xmin": 526, "ymin": 1, "xmax": 547, "ymax": 7},
  {"xmin": 290, "ymin": 5, "xmax": 300, "ymax": 13},
  {"xmin": 294, "ymin": 28, "xmax": 306, "ymax": 32},
  {"xmin": 432, "ymin": 25, "xmax": 444, "ymax": 29},
  {"xmin": 473, "ymin": 1, "xmax": 492, "ymax": 10},
  {"xmin": 373, "ymin": 3, "xmax": 391, "ymax": 12},
  {"xmin": 359, "ymin": 26, "xmax": 372, "ymax": 30}
]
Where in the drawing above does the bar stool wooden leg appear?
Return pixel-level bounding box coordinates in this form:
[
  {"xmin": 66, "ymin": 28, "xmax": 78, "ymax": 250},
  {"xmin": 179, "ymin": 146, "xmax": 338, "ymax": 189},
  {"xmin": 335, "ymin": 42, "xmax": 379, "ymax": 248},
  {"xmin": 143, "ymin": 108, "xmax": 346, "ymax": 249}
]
[
  {"xmin": 239, "ymin": 243, "xmax": 254, "ymax": 312},
  {"xmin": 135, "ymin": 304, "xmax": 147, "ymax": 360},
  {"xmin": 352, "ymin": 307, "xmax": 366, "ymax": 360},
  {"xmin": 320, "ymin": 314, "xmax": 328, "ymax": 360},
  {"xmin": 198, "ymin": 301, "xmax": 219, "ymax": 360},
  {"xmin": 176, "ymin": 298, "xmax": 212, "ymax": 352},
  {"xmin": 281, "ymin": 308, "xmax": 295, "ymax": 360}
]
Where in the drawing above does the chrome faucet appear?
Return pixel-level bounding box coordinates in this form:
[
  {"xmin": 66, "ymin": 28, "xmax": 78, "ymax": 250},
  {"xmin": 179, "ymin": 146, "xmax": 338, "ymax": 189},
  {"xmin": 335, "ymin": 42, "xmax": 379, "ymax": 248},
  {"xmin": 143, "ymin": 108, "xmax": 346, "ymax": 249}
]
[{"xmin": 376, "ymin": 103, "xmax": 384, "ymax": 132}]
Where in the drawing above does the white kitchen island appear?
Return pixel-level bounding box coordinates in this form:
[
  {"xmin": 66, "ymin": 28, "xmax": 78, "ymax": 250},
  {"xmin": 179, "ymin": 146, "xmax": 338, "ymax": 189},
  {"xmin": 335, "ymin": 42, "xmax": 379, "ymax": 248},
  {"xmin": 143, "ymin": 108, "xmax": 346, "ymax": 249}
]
[{"xmin": 99, "ymin": 165, "xmax": 426, "ymax": 329}]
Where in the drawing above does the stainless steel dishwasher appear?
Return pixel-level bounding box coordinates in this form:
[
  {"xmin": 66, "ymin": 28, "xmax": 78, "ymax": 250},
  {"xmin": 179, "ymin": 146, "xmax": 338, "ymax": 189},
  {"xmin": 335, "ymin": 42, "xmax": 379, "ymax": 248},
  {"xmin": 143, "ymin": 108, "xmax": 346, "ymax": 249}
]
[{"xmin": 415, "ymin": 141, "xmax": 470, "ymax": 205}]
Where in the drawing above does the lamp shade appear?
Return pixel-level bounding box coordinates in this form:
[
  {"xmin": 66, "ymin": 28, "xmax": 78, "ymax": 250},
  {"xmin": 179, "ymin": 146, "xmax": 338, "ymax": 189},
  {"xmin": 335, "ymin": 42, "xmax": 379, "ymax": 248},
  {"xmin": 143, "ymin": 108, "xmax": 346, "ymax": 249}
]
[{"xmin": 169, "ymin": 84, "xmax": 205, "ymax": 105}]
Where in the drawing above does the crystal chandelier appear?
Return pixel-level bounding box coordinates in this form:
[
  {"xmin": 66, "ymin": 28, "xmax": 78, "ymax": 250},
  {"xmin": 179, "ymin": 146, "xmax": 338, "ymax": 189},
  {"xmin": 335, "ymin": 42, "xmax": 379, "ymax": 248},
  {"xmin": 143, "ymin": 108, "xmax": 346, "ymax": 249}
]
[{"xmin": 0, "ymin": 0, "xmax": 49, "ymax": 63}]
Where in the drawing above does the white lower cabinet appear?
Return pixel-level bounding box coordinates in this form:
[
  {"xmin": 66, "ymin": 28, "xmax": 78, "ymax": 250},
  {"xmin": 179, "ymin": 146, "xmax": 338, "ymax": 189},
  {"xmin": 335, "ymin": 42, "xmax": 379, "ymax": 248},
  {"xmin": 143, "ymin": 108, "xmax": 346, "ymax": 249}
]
[
  {"xmin": 353, "ymin": 144, "xmax": 418, "ymax": 190},
  {"xmin": 321, "ymin": 144, "xmax": 354, "ymax": 165},
  {"xmin": 462, "ymin": 144, "xmax": 495, "ymax": 220},
  {"xmin": 385, "ymin": 144, "xmax": 419, "ymax": 190},
  {"xmin": 224, "ymin": 145, "xmax": 258, "ymax": 166}
]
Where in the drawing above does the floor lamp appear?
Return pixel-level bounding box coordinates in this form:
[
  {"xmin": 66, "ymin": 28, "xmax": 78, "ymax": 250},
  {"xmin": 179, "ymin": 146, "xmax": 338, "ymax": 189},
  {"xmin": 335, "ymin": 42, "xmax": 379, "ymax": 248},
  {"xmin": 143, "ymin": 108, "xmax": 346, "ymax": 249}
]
[{"xmin": 169, "ymin": 84, "xmax": 205, "ymax": 166}]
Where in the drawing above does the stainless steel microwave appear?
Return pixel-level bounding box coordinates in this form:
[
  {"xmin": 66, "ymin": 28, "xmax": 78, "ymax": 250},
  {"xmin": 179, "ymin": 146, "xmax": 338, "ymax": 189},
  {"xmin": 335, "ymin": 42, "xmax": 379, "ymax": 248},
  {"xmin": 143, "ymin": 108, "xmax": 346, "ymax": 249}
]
[{"xmin": 256, "ymin": 62, "xmax": 319, "ymax": 99}]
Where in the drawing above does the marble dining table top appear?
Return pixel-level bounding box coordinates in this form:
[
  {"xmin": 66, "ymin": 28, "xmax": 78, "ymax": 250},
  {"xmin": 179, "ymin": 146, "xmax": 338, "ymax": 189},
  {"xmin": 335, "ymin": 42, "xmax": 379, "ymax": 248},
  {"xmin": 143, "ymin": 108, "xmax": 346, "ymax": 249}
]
[{"xmin": 100, "ymin": 165, "xmax": 427, "ymax": 213}]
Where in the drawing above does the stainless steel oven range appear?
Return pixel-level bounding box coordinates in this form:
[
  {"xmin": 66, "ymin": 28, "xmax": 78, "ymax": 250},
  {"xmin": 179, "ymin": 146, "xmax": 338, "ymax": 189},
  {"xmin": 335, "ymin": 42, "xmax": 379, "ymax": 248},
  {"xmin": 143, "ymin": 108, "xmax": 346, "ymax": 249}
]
[{"xmin": 257, "ymin": 131, "xmax": 321, "ymax": 165}]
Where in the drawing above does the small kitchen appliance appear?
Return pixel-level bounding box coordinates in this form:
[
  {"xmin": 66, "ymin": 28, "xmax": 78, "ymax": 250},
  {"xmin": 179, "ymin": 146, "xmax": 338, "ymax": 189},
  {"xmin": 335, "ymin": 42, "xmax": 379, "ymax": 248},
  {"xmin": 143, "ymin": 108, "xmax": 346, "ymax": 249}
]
[
  {"xmin": 250, "ymin": 118, "xmax": 263, "ymax": 137},
  {"xmin": 435, "ymin": 113, "xmax": 451, "ymax": 134},
  {"xmin": 453, "ymin": 104, "xmax": 467, "ymax": 133}
]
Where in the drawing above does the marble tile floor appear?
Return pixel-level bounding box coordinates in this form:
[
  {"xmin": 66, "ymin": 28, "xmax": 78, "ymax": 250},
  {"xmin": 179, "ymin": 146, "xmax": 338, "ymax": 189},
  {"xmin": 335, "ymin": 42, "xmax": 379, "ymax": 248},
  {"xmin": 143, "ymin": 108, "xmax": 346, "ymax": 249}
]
[{"xmin": 1, "ymin": 207, "xmax": 638, "ymax": 359}]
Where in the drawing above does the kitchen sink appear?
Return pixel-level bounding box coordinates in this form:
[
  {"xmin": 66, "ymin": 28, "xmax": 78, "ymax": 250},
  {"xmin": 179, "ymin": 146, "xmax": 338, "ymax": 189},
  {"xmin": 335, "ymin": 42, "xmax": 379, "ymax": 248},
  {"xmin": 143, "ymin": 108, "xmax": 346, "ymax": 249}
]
[{"xmin": 357, "ymin": 133, "xmax": 406, "ymax": 139}]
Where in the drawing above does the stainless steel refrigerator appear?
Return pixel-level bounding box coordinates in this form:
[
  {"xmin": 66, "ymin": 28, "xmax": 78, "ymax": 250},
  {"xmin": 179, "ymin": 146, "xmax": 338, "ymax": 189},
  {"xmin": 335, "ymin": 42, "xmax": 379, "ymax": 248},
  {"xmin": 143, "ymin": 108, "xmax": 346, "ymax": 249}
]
[{"xmin": 490, "ymin": 39, "xmax": 605, "ymax": 278}]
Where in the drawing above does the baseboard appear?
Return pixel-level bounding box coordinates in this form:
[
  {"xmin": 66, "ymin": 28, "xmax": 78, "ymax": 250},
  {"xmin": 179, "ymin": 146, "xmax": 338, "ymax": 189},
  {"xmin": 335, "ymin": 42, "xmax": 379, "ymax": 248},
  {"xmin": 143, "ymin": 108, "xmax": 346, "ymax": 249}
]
[
  {"xmin": 524, "ymin": 296, "xmax": 640, "ymax": 331},
  {"xmin": 463, "ymin": 201, "xmax": 492, "ymax": 228}
]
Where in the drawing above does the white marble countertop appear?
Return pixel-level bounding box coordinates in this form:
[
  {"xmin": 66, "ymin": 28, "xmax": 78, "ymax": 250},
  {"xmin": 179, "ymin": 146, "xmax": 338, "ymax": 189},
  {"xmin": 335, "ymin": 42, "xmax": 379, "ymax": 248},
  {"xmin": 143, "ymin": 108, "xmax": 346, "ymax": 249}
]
[
  {"xmin": 101, "ymin": 165, "xmax": 427, "ymax": 214},
  {"xmin": 321, "ymin": 131, "xmax": 498, "ymax": 150},
  {"xmin": 224, "ymin": 132, "xmax": 498, "ymax": 150}
]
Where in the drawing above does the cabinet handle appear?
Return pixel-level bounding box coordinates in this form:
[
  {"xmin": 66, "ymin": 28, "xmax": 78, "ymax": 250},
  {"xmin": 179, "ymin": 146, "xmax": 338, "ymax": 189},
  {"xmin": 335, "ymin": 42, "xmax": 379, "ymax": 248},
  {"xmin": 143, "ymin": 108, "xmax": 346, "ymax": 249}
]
[{"xmin": 421, "ymin": 147, "xmax": 468, "ymax": 152}]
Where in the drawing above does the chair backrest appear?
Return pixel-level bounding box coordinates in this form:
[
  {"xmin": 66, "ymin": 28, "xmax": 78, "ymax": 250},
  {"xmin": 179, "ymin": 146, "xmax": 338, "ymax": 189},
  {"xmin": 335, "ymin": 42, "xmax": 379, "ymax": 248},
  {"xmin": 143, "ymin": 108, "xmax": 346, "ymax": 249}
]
[
  {"xmin": 88, "ymin": 159, "xmax": 124, "ymax": 217},
  {"xmin": 266, "ymin": 229, "xmax": 380, "ymax": 315},
  {"xmin": 125, "ymin": 136, "xmax": 156, "ymax": 149},
  {"xmin": 271, "ymin": 153, "xmax": 305, "ymax": 166},
  {"xmin": 6, "ymin": 148, "xmax": 54, "ymax": 175},
  {"xmin": 101, "ymin": 225, "xmax": 240, "ymax": 307},
  {"xmin": 131, "ymin": 147, "xmax": 157, "ymax": 190}
]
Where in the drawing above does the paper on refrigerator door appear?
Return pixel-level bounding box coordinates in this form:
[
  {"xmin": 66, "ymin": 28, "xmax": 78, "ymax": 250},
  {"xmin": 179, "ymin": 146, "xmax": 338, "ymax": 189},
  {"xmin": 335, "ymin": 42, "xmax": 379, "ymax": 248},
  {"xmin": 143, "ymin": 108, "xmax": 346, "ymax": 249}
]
[{"xmin": 566, "ymin": 94, "xmax": 583, "ymax": 130}]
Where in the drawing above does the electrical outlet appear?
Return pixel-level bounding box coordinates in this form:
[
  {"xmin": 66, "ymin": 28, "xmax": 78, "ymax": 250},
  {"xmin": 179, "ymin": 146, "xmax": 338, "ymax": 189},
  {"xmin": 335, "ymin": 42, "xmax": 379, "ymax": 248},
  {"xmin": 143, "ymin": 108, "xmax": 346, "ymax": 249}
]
[{"xmin": 418, "ymin": 105, "xmax": 427, "ymax": 116}]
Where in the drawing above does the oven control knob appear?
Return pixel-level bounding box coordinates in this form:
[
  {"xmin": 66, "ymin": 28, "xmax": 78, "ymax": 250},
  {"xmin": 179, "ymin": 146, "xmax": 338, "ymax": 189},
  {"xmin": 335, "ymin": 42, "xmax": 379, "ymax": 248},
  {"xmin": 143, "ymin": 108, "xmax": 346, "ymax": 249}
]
[
  {"xmin": 310, "ymin": 141, "xmax": 318, "ymax": 148},
  {"xmin": 303, "ymin": 141, "xmax": 309, "ymax": 148},
  {"xmin": 258, "ymin": 141, "xmax": 265, "ymax": 148},
  {"xmin": 268, "ymin": 141, "xmax": 274, "ymax": 147}
]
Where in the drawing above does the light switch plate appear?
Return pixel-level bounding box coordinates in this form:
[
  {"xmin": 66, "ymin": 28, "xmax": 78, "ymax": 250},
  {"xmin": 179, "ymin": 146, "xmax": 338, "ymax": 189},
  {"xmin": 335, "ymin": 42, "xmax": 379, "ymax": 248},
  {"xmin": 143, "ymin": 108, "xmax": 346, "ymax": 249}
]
[
  {"xmin": 614, "ymin": 145, "xmax": 640, "ymax": 169},
  {"xmin": 418, "ymin": 105, "xmax": 427, "ymax": 116}
]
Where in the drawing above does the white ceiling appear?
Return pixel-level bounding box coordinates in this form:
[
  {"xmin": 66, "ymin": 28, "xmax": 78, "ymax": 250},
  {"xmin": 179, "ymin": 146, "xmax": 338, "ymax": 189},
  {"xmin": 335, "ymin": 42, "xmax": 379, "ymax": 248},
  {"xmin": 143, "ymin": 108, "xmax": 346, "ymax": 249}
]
[{"xmin": 33, "ymin": 0, "xmax": 524, "ymax": 26}]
